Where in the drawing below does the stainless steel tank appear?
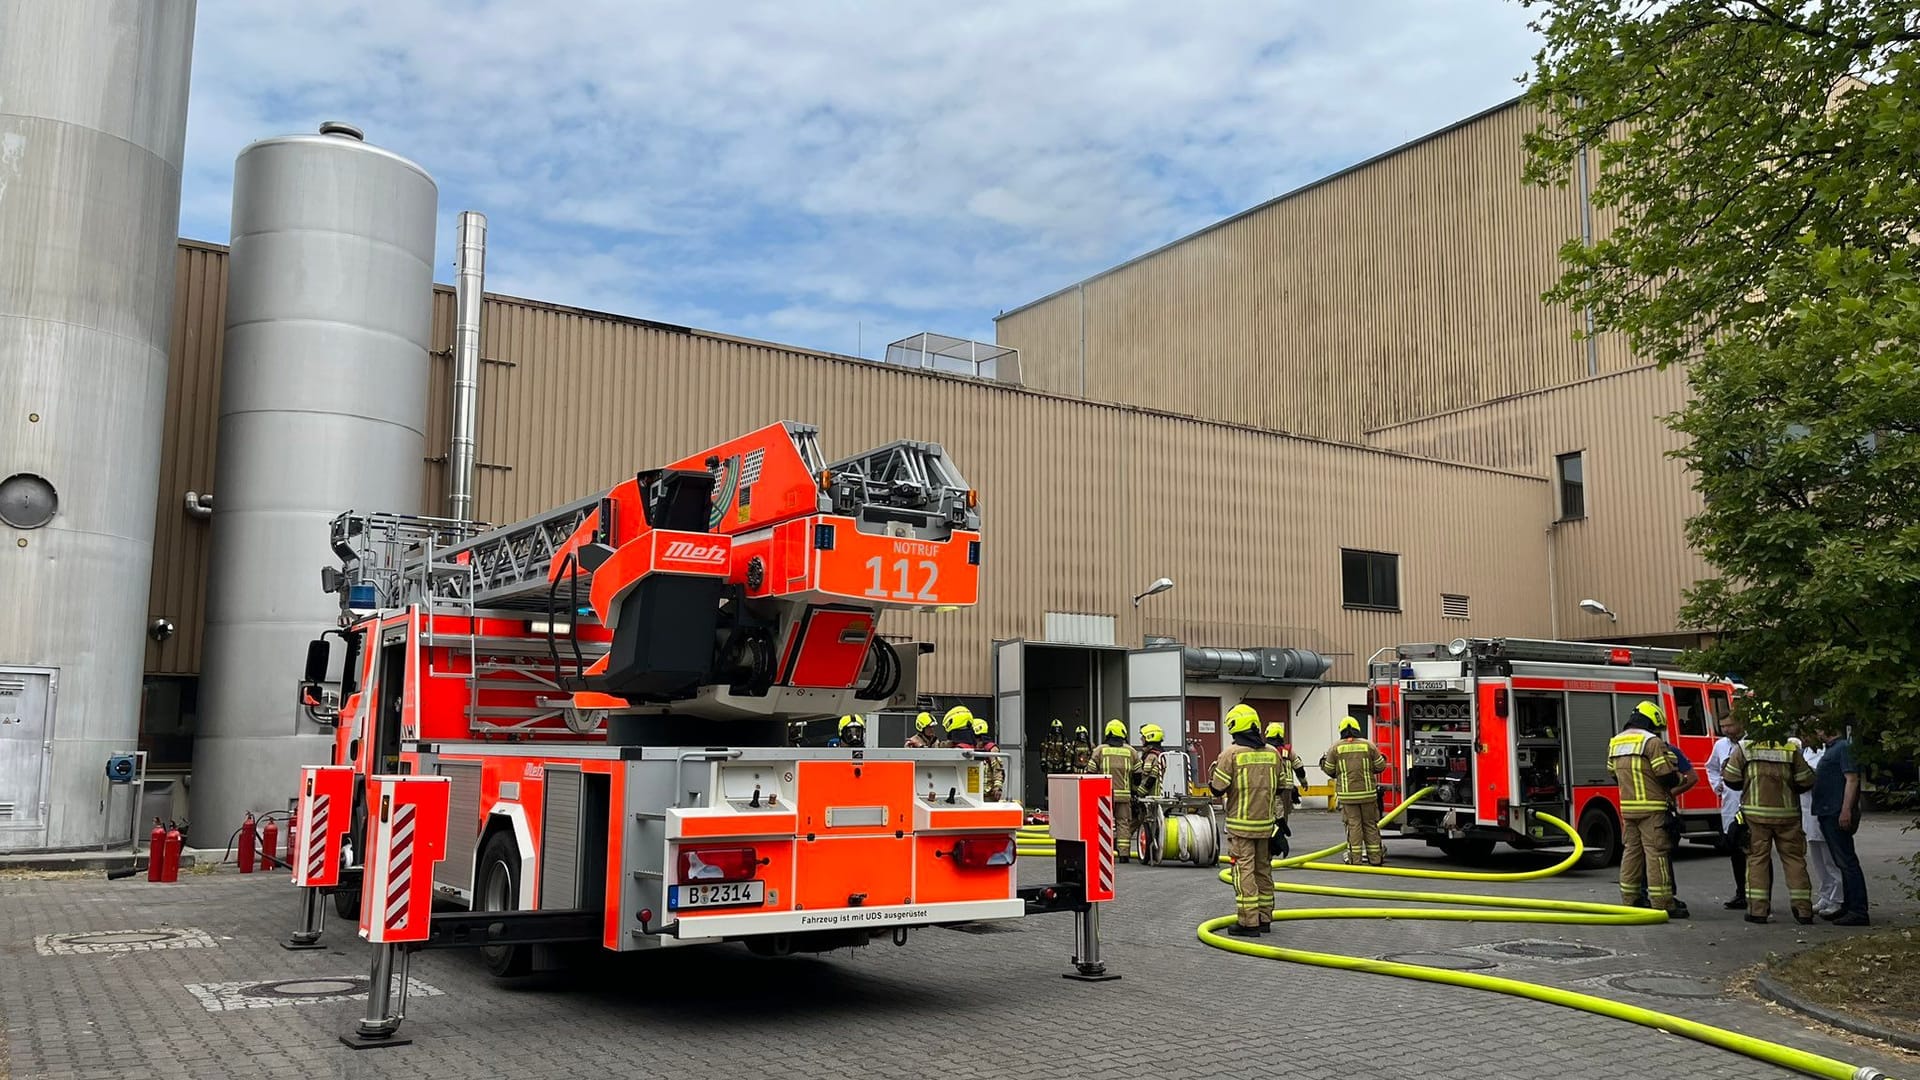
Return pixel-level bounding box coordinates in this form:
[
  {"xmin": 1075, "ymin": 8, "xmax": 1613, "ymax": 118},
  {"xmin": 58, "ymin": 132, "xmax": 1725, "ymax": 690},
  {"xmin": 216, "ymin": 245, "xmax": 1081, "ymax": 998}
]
[
  {"xmin": 188, "ymin": 124, "xmax": 437, "ymax": 845},
  {"xmin": 0, "ymin": 2, "xmax": 197, "ymax": 852}
]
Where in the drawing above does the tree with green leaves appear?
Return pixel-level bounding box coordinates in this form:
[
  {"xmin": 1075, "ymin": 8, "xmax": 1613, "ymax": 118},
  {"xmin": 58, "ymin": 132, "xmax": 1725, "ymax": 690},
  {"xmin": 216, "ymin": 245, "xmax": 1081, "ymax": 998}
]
[{"xmin": 1514, "ymin": 4, "xmax": 1918, "ymax": 775}]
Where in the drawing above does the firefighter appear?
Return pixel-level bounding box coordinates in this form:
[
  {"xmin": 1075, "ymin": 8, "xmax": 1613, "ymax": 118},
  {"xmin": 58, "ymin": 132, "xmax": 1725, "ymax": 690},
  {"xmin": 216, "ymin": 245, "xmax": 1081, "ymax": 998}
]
[
  {"xmin": 1320, "ymin": 716, "xmax": 1388, "ymax": 865},
  {"xmin": 836, "ymin": 715, "xmax": 865, "ymax": 748},
  {"xmin": 1095, "ymin": 719, "xmax": 1141, "ymax": 861},
  {"xmin": 1608, "ymin": 701, "xmax": 1687, "ymax": 917},
  {"xmin": 1135, "ymin": 723, "xmax": 1168, "ymax": 798},
  {"xmin": 905, "ymin": 711, "xmax": 943, "ymax": 749},
  {"xmin": 1722, "ymin": 713, "xmax": 1818, "ymax": 925},
  {"xmin": 1210, "ymin": 703, "xmax": 1280, "ymax": 936},
  {"xmin": 1070, "ymin": 725, "xmax": 1095, "ymax": 774},
  {"xmin": 1040, "ymin": 718, "xmax": 1070, "ymax": 773},
  {"xmin": 1265, "ymin": 720, "xmax": 1308, "ymax": 858},
  {"xmin": 970, "ymin": 716, "xmax": 1006, "ymax": 802}
]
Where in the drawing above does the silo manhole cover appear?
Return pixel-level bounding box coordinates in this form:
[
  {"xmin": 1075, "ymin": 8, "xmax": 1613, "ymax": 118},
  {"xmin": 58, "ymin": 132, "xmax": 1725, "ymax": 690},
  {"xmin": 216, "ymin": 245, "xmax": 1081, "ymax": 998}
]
[
  {"xmin": 35, "ymin": 927, "xmax": 217, "ymax": 956},
  {"xmin": 184, "ymin": 975, "xmax": 444, "ymax": 1012},
  {"xmin": 1454, "ymin": 938, "xmax": 1618, "ymax": 964},
  {"xmin": 1377, "ymin": 951, "xmax": 1498, "ymax": 971},
  {"xmin": 1582, "ymin": 971, "xmax": 1725, "ymax": 1002}
]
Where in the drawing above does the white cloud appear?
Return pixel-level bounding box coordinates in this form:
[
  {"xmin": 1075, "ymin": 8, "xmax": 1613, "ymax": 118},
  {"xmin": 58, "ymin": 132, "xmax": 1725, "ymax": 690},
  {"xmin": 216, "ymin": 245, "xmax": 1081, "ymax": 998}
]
[{"xmin": 179, "ymin": 0, "xmax": 1541, "ymax": 357}]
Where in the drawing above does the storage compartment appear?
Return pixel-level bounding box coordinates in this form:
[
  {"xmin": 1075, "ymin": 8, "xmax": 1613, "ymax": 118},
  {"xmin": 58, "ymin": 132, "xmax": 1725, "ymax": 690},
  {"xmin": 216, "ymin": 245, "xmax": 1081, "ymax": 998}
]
[{"xmin": 1403, "ymin": 693, "xmax": 1475, "ymax": 809}]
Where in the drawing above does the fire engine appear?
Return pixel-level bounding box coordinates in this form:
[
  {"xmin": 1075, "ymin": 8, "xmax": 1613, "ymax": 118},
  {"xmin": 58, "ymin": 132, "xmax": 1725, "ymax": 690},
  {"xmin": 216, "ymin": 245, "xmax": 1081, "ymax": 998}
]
[
  {"xmin": 1367, "ymin": 637, "xmax": 1738, "ymax": 868},
  {"xmin": 290, "ymin": 421, "xmax": 1099, "ymax": 983}
]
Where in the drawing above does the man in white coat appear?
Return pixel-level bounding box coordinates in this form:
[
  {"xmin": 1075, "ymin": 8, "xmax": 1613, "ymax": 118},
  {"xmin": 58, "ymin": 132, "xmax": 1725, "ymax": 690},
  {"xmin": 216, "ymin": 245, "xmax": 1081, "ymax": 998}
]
[{"xmin": 1705, "ymin": 705, "xmax": 1748, "ymax": 910}]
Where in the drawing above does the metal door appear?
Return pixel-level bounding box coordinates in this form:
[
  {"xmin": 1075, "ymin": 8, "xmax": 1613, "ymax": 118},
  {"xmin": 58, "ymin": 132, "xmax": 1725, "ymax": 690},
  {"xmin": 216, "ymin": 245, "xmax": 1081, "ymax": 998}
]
[
  {"xmin": 1126, "ymin": 646, "xmax": 1184, "ymax": 743},
  {"xmin": 0, "ymin": 668, "xmax": 56, "ymax": 831},
  {"xmin": 992, "ymin": 640, "xmax": 1027, "ymax": 804}
]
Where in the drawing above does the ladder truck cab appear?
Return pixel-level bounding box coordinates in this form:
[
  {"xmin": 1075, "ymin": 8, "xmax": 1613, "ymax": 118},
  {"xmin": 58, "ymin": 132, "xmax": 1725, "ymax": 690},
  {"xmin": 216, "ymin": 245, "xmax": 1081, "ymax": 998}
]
[
  {"xmin": 295, "ymin": 421, "xmax": 1030, "ymax": 970},
  {"xmin": 1366, "ymin": 637, "xmax": 1738, "ymax": 869}
]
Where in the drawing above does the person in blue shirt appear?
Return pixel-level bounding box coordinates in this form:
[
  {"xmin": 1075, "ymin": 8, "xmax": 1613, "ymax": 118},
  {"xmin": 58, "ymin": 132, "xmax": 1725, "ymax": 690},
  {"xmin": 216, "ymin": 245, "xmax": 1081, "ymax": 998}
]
[{"xmin": 1809, "ymin": 723, "xmax": 1870, "ymax": 925}]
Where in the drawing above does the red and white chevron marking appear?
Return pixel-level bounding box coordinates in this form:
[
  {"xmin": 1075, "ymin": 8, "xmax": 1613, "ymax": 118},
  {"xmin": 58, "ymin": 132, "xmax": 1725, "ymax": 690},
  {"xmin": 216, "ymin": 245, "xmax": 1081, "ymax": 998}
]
[
  {"xmin": 1095, "ymin": 796, "xmax": 1115, "ymax": 895},
  {"xmin": 383, "ymin": 802, "xmax": 417, "ymax": 932},
  {"xmin": 303, "ymin": 795, "xmax": 330, "ymax": 881}
]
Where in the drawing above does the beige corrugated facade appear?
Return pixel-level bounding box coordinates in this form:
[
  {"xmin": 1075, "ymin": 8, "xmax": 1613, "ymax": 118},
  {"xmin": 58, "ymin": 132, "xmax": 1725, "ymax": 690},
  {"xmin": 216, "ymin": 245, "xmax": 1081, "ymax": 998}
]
[
  {"xmin": 1364, "ymin": 363, "xmax": 1710, "ymax": 642},
  {"xmin": 146, "ymin": 240, "xmax": 1552, "ymax": 691},
  {"xmin": 994, "ymin": 98, "xmax": 1640, "ymax": 441}
]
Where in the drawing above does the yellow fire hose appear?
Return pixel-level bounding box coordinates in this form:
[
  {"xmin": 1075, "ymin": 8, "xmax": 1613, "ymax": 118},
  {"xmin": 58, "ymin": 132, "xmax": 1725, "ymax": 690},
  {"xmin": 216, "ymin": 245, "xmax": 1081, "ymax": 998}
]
[{"xmin": 1196, "ymin": 787, "xmax": 1896, "ymax": 1080}]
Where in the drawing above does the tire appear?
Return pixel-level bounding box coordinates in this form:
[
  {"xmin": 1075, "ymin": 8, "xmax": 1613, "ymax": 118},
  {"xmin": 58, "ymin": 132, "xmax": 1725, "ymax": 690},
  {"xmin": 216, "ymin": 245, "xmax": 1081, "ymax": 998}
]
[
  {"xmin": 1577, "ymin": 804, "xmax": 1622, "ymax": 871},
  {"xmin": 1436, "ymin": 838, "xmax": 1496, "ymax": 863},
  {"xmin": 475, "ymin": 830, "xmax": 531, "ymax": 978}
]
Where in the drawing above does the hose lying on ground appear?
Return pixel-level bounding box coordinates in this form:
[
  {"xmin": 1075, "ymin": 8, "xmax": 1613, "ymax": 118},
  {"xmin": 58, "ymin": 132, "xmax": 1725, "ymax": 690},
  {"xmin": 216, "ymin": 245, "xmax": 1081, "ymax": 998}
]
[{"xmin": 1197, "ymin": 787, "xmax": 1896, "ymax": 1080}]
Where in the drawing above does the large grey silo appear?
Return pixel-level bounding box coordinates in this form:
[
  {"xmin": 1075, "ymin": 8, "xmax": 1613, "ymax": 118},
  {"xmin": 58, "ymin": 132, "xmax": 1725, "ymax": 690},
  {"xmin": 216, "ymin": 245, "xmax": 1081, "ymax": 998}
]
[
  {"xmin": 0, "ymin": 1, "xmax": 198, "ymax": 851},
  {"xmin": 188, "ymin": 124, "xmax": 437, "ymax": 845}
]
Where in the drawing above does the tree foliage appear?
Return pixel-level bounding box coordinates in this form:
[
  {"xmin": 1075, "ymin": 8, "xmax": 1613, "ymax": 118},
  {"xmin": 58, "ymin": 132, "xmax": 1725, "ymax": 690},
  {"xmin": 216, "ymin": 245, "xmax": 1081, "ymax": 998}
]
[{"xmin": 1515, "ymin": 1, "xmax": 1920, "ymax": 762}]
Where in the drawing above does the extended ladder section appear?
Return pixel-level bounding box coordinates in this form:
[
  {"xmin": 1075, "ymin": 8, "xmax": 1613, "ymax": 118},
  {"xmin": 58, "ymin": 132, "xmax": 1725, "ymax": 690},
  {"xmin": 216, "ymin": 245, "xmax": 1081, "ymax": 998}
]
[{"xmin": 1394, "ymin": 637, "xmax": 1689, "ymax": 669}]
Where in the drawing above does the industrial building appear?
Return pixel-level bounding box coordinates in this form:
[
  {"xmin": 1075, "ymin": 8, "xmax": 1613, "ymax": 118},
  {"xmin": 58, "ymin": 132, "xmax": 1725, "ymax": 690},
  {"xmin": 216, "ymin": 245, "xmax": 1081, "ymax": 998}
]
[{"xmin": 2, "ymin": 7, "xmax": 1709, "ymax": 851}]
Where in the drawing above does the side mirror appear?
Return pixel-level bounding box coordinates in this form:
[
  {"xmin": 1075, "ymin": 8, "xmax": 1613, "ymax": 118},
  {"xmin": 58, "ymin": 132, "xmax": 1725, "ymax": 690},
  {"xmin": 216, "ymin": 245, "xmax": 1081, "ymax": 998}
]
[{"xmin": 304, "ymin": 638, "xmax": 332, "ymax": 684}]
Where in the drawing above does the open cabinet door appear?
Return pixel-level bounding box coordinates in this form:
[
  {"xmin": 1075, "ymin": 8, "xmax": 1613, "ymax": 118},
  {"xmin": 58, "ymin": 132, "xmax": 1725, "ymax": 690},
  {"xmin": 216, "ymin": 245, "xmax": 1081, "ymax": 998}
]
[
  {"xmin": 1126, "ymin": 646, "xmax": 1184, "ymax": 744},
  {"xmin": 992, "ymin": 640, "xmax": 1027, "ymax": 805}
]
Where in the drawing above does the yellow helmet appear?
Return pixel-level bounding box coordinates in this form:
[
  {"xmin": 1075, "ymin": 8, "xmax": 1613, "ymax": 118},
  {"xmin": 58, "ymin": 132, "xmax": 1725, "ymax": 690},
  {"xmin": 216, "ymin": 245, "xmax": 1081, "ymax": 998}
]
[
  {"xmin": 1339, "ymin": 716, "xmax": 1363, "ymax": 737},
  {"xmin": 1264, "ymin": 721, "xmax": 1286, "ymax": 741},
  {"xmin": 1074, "ymin": 725, "xmax": 1089, "ymax": 737},
  {"xmin": 1051, "ymin": 718, "xmax": 1063, "ymax": 731},
  {"xmin": 915, "ymin": 711, "xmax": 934, "ymax": 731},
  {"xmin": 1103, "ymin": 718, "xmax": 1126, "ymax": 739},
  {"xmin": 1225, "ymin": 703, "xmax": 1259, "ymax": 734},
  {"xmin": 943, "ymin": 705, "xmax": 974, "ymax": 733},
  {"xmin": 1140, "ymin": 723, "xmax": 1164, "ymax": 744},
  {"xmin": 1633, "ymin": 700, "xmax": 1666, "ymax": 728},
  {"xmin": 970, "ymin": 716, "xmax": 990, "ymax": 736},
  {"xmin": 838, "ymin": 715, "xmax": 863, "ymax": 733}
]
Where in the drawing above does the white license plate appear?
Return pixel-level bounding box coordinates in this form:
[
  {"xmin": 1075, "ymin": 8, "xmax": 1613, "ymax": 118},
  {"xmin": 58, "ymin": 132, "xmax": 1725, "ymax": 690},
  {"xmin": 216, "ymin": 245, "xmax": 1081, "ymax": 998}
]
[
  {"xmin": 1411, "ymin": 680, "xmax": 1457, "ymax": 691},
  {"xmin": 671, "ymin": 880, "xmax": 765, "ymax": 910}
]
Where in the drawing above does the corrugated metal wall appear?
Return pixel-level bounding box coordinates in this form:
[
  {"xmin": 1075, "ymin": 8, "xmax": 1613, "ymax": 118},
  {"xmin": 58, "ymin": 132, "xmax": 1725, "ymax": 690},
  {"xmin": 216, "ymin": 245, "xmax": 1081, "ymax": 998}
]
[
  {"xmin": 150, "ymin": 244, "xmax": 1552, "ymax": 689},
  {"xmin": 1364, "ymin": 364, "xmax": 1710, "ymax": 640},
  {"xmin": 994, "ymin": 100, "xmax": 1640, "ymax": 441}
]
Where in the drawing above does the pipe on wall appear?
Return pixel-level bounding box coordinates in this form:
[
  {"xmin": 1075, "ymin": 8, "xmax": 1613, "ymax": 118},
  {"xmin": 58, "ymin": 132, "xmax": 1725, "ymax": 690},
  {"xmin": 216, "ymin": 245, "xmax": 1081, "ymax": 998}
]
[{"xmin": 449, "ymin": 209, "xmax": 486, "ymax": 521}]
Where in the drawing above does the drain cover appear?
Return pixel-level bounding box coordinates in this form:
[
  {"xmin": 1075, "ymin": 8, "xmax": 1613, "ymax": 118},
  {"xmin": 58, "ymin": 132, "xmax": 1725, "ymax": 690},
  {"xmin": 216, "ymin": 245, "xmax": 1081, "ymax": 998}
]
[
  {"xmin": 1490, "ymin": 940, "xmax": 1613, "ymax": 961},
  {"xmin": 1587, "ymin": 971, "xmax": 1724, "ymax": 1002},
  {"xmin": 184, "ymin": 975, "xmax": 444, "ymax": 1013},
  {"xmin": 35, "ymin": 927, "xmax": 216, "ymax": 956},
  {"xmin": 250, "ymin": 978, "xmax": 363, "ymax": 997},
  {"xmin": 1377, "ymin": 951, "xmax": 1498, "ymax": 971}
]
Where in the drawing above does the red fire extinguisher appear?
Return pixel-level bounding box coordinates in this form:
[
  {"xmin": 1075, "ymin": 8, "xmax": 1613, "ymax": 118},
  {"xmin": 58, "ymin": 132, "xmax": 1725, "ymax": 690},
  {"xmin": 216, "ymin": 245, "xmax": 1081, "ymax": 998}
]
[
  {"xmin": 147, "ymin": 819, "xmax": 165, "ymax": 883},
  {"xmin": 238, "ymin": 812, "xmax": 257, "ymax": 874},
  {"xmin": 261, "ymin": 816, "xmax": 280, "ymax": 871},
  {"xmin": 161, "ymin": 821, "xmax": 183, "ymax": 883}
]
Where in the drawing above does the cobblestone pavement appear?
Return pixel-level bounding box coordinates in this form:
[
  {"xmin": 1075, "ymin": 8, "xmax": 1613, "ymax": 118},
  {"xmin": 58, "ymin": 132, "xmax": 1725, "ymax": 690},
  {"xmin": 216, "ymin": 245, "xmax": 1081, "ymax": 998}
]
[{"xmin": 3, "ymin": 813, "xmax": 1914, "ymax": 1080}]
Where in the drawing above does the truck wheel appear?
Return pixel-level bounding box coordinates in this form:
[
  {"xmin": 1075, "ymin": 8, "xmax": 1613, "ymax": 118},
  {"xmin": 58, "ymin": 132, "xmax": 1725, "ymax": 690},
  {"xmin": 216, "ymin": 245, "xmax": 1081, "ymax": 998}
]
[
  {"xmin": 475, "ymin": 831, "xmax": 531, "ymax": 977},
  {"xmin": 1577, "ymin": 805, "xmax": 1622, "ymax": 871},
  {"xmin": 1436, "ymin": 838, "xmax": 1496, "ymax": 863}
]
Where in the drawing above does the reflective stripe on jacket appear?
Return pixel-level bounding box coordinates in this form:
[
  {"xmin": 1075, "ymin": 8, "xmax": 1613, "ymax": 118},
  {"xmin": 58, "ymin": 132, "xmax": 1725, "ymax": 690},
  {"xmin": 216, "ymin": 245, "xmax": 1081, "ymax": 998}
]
[
  {"xmin": 1097, "ymin": 744, "xmax": 1140, "ymax": 802},
  {"xmin": 1723, "ymin": 739, "xmax": 1815, "ymax": 821},
  {"xmin": 1319, "ymin": 738, "xmax": 1386, "ymax": 799},
  {"xmin": 1607, "ymin": 729, "xmax": 1676, "ymax": 814},
  {"xmin": 1211, "ymin": 745, "xmax": 1280, "ymax": 835}
]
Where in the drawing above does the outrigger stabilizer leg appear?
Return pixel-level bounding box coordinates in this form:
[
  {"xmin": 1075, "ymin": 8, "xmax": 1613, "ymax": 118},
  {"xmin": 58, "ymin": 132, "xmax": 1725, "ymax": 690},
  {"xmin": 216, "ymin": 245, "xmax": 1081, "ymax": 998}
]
[{"xmin": 340, "ymin": 942, "xmax": 414, "ymax": 1050}]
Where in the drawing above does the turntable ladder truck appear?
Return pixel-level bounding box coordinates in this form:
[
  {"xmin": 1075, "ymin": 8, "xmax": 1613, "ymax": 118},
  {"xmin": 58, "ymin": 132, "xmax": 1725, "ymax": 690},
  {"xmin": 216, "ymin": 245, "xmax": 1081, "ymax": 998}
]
[{"xmin": 285, "ymin": 421, "xmax": 1113, "ymax": 1047}]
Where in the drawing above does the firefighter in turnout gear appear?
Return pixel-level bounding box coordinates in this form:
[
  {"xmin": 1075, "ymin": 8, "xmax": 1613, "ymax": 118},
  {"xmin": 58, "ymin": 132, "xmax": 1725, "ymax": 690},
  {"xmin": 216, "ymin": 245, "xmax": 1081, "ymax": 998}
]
[
  {"xmin": 1070, "ymin": 725, "xmax": 1095, "ymax": 774},
  {"xmin": 1320, "ymin": 716, "xmax": 1388, "ymax": 865},
  {"xmin": 1135, "ymin": 724, "xmax": 1168, "ymax": 798},
  {"xmin": 1265, "ymin": 720, "xmax": 1308, "ymax": 858},
  {"xmin": 970, "ymin": 716, "xmax": 1006, "ymax": 802},
  {"xmin": 836, "ymin": 715, "xmax": 865, "ymax": 748},
  {"xmin": 1210, "ymin": 703, "xmax": 1280, "ymax": 936},
  {"xmin": 1723, "ymin": 720, "xmax": 1818, "ymax": 924},
  {"xmin": 905, "ymin": 711, "xmax": 943, "ymax": 749},
  {"xmin": 1039, "ymin": 718, "xmax": 1070, "ymax": 773},
  {"xmin": 1608, "ymin": 701, "xmax": 1687, "ymax": 917},
  {"xmin": 1096, "ymin": 719, "xmax": 1141, "ymax": 860}
]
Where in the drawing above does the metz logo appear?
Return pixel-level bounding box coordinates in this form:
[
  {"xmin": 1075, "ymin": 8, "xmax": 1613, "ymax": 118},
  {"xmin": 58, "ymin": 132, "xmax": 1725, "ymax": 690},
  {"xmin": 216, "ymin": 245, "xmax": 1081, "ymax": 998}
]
[{"xmin": 662, "ymin": 540, "xmax": 727, "ymax": 565}]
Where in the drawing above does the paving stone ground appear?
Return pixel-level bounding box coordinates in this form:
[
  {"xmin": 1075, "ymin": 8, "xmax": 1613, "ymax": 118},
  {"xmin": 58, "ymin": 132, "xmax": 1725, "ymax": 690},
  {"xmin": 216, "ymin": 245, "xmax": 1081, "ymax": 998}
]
[{"xmin": 3, "ymin": 812, "xmax": 1915, "ymax": 1080}]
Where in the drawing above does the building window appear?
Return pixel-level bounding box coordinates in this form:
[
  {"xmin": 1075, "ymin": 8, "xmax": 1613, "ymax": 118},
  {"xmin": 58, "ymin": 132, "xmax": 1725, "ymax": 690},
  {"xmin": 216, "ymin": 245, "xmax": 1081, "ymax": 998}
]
[
  {"xmin": 1441, "ymin": 593, "xmax": 1471, "ymax": 619},
  {"xmin": 1341, "ymin": 549, "xmax": 1400, "ymax": 611},
  {"xmin": 1557, "ymin": 452, "xmax": 1586, "ymax": 521}
]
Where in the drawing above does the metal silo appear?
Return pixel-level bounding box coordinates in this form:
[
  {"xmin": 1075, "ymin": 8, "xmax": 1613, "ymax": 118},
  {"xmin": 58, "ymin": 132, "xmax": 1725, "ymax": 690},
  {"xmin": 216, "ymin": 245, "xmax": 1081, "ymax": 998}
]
[
  {"xmin": 188, "ymin": 124, "xmax": 438, "ymax": 846},
  {"xmin": 0, "ymin": 2, "xmax": 197, "ymax": 852}
]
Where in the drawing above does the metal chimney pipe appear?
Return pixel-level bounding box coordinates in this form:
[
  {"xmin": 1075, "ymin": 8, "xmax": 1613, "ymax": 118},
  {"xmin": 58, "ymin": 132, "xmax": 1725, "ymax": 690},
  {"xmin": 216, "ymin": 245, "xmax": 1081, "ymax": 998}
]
[{"xmin": 449, "ymin": 210, "xmax": 486, "ymax": 521}]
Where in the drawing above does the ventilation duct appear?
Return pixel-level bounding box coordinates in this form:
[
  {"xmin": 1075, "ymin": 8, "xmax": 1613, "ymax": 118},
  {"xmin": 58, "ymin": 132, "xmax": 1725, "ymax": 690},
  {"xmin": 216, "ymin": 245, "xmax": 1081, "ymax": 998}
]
[{"xmin": 1181, "ymin": 647, "xmax": 1333, "ymax": 683}]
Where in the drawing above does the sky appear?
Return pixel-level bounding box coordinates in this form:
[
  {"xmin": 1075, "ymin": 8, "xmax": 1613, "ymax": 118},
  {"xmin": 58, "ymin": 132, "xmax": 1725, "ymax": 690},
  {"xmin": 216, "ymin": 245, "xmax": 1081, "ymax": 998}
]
[{"xmin": 178, "ymin": 0, "xmax": 1544, "ymax": 358}]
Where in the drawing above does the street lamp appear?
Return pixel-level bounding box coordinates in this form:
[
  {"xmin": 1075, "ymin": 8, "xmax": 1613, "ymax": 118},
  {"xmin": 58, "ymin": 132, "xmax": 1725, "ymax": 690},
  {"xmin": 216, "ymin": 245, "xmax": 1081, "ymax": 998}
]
[
  {"xmin": 1578, "ymin": 598, "xmax": 1618, "ymax": 623},
  {"xmin": 1132, "ymin": 576, "xmax": 1174, "ymax": 608}
]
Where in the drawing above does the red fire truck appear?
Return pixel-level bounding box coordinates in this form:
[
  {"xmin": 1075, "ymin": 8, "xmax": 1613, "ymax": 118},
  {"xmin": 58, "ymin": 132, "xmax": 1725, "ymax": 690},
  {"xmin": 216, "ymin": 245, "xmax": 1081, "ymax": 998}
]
[
  {"xmin": 1367, "ymin": 637, "xmax": 1737, "ymax": 868},
  {"xmin": 291, "ymin": 422, "xmax": 1097, "ymax": 983}
]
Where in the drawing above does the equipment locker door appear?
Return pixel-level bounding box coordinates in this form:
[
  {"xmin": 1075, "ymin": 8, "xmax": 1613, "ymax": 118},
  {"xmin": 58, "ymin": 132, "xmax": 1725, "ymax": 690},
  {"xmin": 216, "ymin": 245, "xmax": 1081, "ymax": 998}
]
[
  {"xmin": 0, "ymin": 668, "xmax": 55, "ymax": 837},
  {"xmin": 1125, "ymin": 646, "xmax": 1184, "ymax": 746},
  {"xmin": 992, "ymin": 639, "xmax": 1028, "ymax": 805}
]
